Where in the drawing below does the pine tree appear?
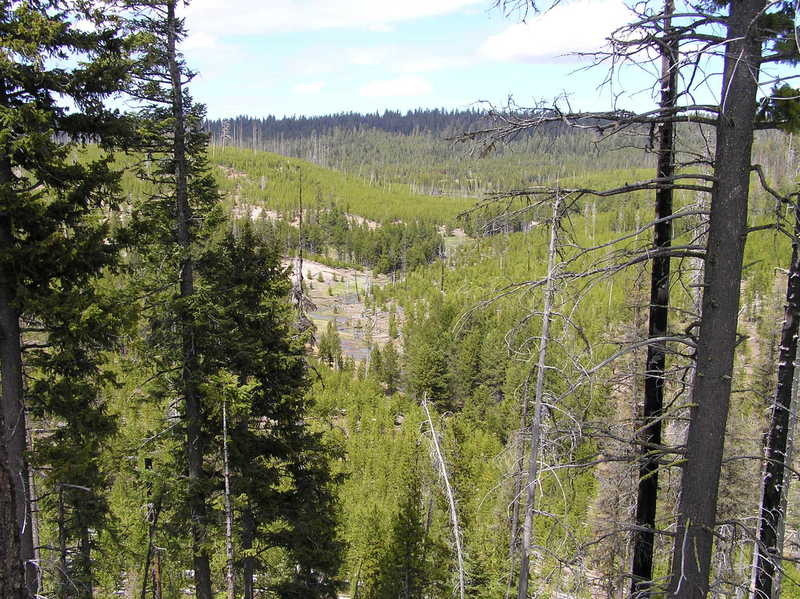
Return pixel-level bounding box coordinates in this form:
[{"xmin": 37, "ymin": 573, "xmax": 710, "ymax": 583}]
[
  {"xmin": 199, "ymin": 224, "xmax": 342, "ymax": 598},
  {"xmin": 0, "ymin": 2, "xmax": 130, "ymax": 595},
  {"xmin": 319, "ymin": 320, "xmax": 342, "ymax": 368},
  {"xmin": 381, "ymin": 342, "xmax": 401, "ymax": 395},
  {"xmin": 375, "ymin": 467, "xmax": 428, "ymax": 599},
  {"xmin": 125, "ymin": 2, "xmax": 219, "ymax": 597}
]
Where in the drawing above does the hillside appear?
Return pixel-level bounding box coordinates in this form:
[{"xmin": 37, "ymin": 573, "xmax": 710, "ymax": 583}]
[
  {"xmin": 186, "ymin": 137, "xmax": 797, "ymax": 597},
  {"xmin": 4, "ymin": 5, "xmax": 800, "ymax": 599}
]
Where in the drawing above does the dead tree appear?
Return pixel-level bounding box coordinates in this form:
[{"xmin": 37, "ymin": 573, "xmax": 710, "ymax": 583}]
[
  {"xmin": 222, "ymin": 399, "xmax": 235, "ymax": 599},
  {"xmin": 667, "ymin": 4, "xmax": 768, "ymax": 598},
  {"xmin": 422, "ymin": 398, "xmax": 466, "ymax": 599},
  {"xmin": 463, "ymin": 1, "xmax": 799, "ymax": 595},
  {"xmin": 752, "ymin": 194, "xmax": 800, "ymax": 599},
  {"xmin": 517, "ymin": 193, "xmax": 563, "ymax": 599},
  {"xmin": 631, "ymin": 1, "xmax": 678, "ymax": 596}
]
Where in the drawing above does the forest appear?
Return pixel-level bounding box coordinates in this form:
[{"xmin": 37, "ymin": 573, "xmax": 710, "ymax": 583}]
[{"xmin": 1, "ymin": 2, "xmax": 799, "ymax": 599}]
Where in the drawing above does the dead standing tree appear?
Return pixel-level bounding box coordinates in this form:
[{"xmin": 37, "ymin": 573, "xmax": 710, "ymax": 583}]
[
  {"xmin": 517, "ymin": 193, "xmax": 563, "ymax": 599},
  {"xmin": 465, "ymin": 1, "xmax": 799, "ymax": 595},
  {"xmin": 457, "ymin": 184, "xmax": 697, "ymax": 598},
  {"xmin": 752, "ymin": 191, "xmax": 800, "ymax": 599}
]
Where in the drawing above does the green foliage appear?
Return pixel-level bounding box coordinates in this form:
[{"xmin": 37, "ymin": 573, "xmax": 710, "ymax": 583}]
[
  {"xmin": 380, "ymin": 341, "xmax": 401, "ymax": 395},
  {"xmin": 319, "ymin": 319, "xmax": 343, "ymax": 368},
  {"xmin": 759, "ymin": 84, "xmax": 800, "ymax": 133},
  {"xmin": 0, "ymin": 2, "xmax": 134, "ymax": 595}
]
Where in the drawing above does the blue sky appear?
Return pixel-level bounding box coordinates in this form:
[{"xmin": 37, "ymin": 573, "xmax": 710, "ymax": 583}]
[{"xmin": 179, "ymin": 0, "xmax": 667, "ymax": 119}]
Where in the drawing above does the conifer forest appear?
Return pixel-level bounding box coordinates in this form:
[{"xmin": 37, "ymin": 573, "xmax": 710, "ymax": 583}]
[{"xmin": 1, "ymin": 1, "xmax": 800, "ymax": 599}]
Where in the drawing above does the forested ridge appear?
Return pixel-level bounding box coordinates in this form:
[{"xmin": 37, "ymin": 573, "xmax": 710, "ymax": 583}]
[{"xmin": 2, "ymin": 2, "xmax": 800, "ymax": 599}]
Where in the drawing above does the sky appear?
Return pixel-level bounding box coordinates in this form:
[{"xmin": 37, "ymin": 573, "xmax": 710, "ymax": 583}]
[{"xmin": 178, "ymin": 0, "xmax": 668, "ymax": 119}]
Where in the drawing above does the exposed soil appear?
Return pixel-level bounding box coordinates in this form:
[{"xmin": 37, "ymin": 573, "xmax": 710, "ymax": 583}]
[{"xmin": 282, "ymin": 258, "xmax": 402, "ymax": 361}]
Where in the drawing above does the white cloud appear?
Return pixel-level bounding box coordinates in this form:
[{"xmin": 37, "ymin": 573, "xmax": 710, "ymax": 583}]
[
  {"xmin": 293, "ymin": 81, "xmax": 326, "ymax": 94},
  {"xmin": 182, "ymin": 0, "xmax": 483, "ymax": 36},
  {"xmin": 359, "ymin": 75, "xmax": 432, "ymax": 97},
  {"xmin": 347, "ymin": 48, "xmax": 386, "ymax": 66},
  {"xmin": 398, "ymin": 56, "xmax": 471, "ymax": 74},
  {"xmin": 478, "ymin": 0, "xmax": 630, "ymax": 62},
  {"xmin": 367, "ymin": 23, "xmax": 395, "ymax": 32}
]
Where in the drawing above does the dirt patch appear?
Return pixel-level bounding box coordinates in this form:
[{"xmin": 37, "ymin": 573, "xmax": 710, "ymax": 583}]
[{"xmin": 283, "ymin": 258, "xmax": 402, "ymax": 361}]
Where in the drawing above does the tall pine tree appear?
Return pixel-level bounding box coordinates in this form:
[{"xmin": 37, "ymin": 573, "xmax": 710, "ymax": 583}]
[
  {"xmin": 125, "ymin": 2, "xmax": 218, "ymax": 597},
  {"xmin": 0, "ymin": 2, "xmax": 129, "ymax": 595}
]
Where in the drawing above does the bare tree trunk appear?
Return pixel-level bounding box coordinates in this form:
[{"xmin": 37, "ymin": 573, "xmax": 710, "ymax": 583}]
[
  {"xmin": 0, "ymin": 252, "xmax": 33, "ymax": 599},
  {"xmin": 166, "ymin": 4, "xmax": 212, "ymax": 599},
  {"xmin": 751, "ymin": 202, "xmax": 800, "ymax": 599},
  {"xmin": 668, "ymin": 2, "xmax": 765, "ymax": 598},
  {"xmin": 631, "ymin": 2, "xmax": 677, "ymax": 596},
  {"xmin": 772, "ymin": 346, "xmax": 800, "ymax": 599},
  {"xmin": 58, "ymin": 487, "xmax": 67, "ymax": 599},
  {"xmin": 26, "ymin": 438, "xmax": 39, "ymax": 597},
  {"xmin": 222, "ymin": 400, "xmax": 235, "ymax": 599},
  {"xmin": 422, "ymin": 398, "xmax": 465, "ymax": 599},
  {"xmin": 518, "ymin": 193, "xmax": 561, "ymax": 599},
  {"xmin": 140, "ymin": 499, "xmax": 162, "ymax": 599},
  {"xmin": 152, "ymin": 550, "xmax": 162, "ymax": 599}
]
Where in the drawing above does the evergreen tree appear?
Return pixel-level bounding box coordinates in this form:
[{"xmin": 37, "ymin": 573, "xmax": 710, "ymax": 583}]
[
  {"xmin": 125, "ymin": 2, "xmax": 219, "ymax": 597},
  {"xmin": 0, "ymin": 2, "xmax": 130, "ymax": 595},
  {"xmin": 199, "ymin": 224, "xmax": 342, "ymax": 598},
  {"xmin": 318, "ymin": 320, "xmax": 342, "ymax": 368},
  {"xmin": 30, "ymin": 283, "xmax": 130, "ymax": 599},
  {"xmin": 380, "ymin": 341, "xmax": 401, "ymax": 395},
  {"xmin": 375, "ymin": 467, "xmax": 428, "ymax": 599}
]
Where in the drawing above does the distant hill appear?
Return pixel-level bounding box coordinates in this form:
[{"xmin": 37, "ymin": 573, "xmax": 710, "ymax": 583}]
[{"xmin": 204, "ymin": 108, "xmax": 489, "ymax": 144}]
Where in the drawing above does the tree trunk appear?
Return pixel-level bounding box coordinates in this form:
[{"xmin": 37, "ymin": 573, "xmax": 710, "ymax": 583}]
[
  {"xmin": 518, "ymin": 193, "xmax": 561, "ymax": 599},
  {"xmin": 506, "ymin": 382, "xmax": 530, "ymax": 599},
  {"xmin": 422, "ymin": 398, "xmax": 465, "ymax": 599},
  {"xmin": 631, "ymin": 2, "xmax": 677, "ymax": 596},
  {"xmin": 0, "ymin": 143, "xmax": 35, "ymax": 599},
  {"xmin": 751, "ymin": 202, "xmax": 800, "ymax": 599},
  {"xmin": 58, "ymin": 487, "xmax": 67, "ymax": 599},
  {"xmin": 222, "ymin": 400, "xmax": 235, "ymax": 599},
  {"xmin": 242, "ymin": 506, "xmax": 256, "ymax": 599},
  {"xmin": 79, "ymin": 525, "xmax": 93, "ymax": 599},
  {"xmin": 166, "ymin": 4, "xmax": 212, "ymax": 599},
  {"xmin": 772, "ymin": 346, "xmax": 800, "ymax": 599},
  {"xmin": 668, "ymin": 3, "xmax": 764, "ymax": 598},
  {"xmin": 0, "ymin": 442, "xmax": 25, "ymax": 599}
]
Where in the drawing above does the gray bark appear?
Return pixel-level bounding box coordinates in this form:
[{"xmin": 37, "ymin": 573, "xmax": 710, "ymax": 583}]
[
  {"xmin": 517, "ymin": 193, "xmax": 561, "ymax": 599},
  {"xmin": 0, "ymin": 120, "xmax": 35, "ymax": 599},
  {"xmin": 668, "ymin": 3, "xmax": 765, "ymax": 598}
]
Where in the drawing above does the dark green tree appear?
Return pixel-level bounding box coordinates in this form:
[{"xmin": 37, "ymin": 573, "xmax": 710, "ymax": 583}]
[
  {"xmin": 29, "ymin": 284, "xmax": 130, "ymax": 599},
  {"xmin": 375, "ymin": 468, "xmax": 428, "ymax": 599},
  {"xmin": 199, "ymin": 224, "xmax": 342, "ymax": 599},
  {"xmin": 0, "ymin": 2, "xmax": 129, "ymax": 595},
  {"xmin": 124, "ymin": 2, "xmax": 220, "ymax": 597}
]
